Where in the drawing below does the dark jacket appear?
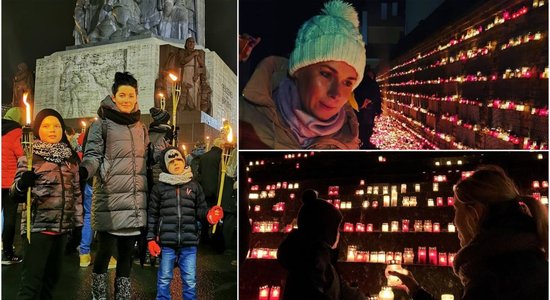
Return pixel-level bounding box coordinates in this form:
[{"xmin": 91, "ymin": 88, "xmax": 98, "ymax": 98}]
[
  {"xmin": 148, "ymin": 123, "xmax": 171, "ymax": 185},
  {"xmin": 11, "ymin": 154, "xmax": 83, "ymax": 235},
  {"xmin": 414, "ymin": 202, "xmax": 548, "ymax": 300},
  {"xmin": 198, "ymin": 146, "xmax": 222, "ymax": 205},
  {"xmin": 278, "ymin": 229, "xmax": 366, "ymax": 300},
  {"xmin": 353, "ymin": 75, "xmax": 382, "ymax": 116},
  {"xmin": 147, "ymin": 180, "xmax": 208, "ymax": 247},
  {"xmin": 2, "ymin": 119, "xmax": 24, "ymax": 189},
  {"xmin": 80, "ymin": 96, "xmax": 149, "ymax": 231}
]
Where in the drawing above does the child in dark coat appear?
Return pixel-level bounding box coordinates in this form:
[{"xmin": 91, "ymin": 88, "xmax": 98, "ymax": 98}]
[
  {"xmin": 147, "ymin": 147, "xmax": 223, "ymax": 300},
  {"xmin": 11, "ymin": 109, "xmax": 83, "ymax": 299}
]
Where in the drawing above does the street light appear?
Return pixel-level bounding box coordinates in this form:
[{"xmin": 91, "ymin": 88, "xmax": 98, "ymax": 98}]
[{"xmin": 168, "ymin": 72, "xmax": 181, "ymax": 146}]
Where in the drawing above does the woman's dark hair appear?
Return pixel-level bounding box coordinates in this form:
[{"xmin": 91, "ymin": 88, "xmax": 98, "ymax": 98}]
[{"xmin": 111, "ymin": 72, "xmax": 138, "ymax": 95}]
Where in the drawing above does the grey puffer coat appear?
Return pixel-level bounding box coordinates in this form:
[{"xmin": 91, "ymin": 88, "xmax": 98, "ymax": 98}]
[
  {"xmin": 11, "ymin": 155, "xmax": 83, "ymax": 235},
  {"xmin": 147, "ymin": 180, "xmax": 208, "ymax": 247},
  {"xmin": 81, "ymin": 96, "xmax": 149, "ymax": 232}
]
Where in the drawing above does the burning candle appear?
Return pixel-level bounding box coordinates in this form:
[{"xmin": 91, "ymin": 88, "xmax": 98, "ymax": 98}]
[
  {"xmin": 344, "ymin": 222, "xmax": 354, "ymax": 232},
  {"xmin": 542, "ymin": 181, "xmax": 548, "ymax": 188},
  {"xmin": 448, "ymin": 223, "xmax": 456, "ymax": 232},
  {"xmin": 533, "ymin": 181, "xmax": 540, "ymax": 188},
  {"xmin": 374, "ymin": 186, "xmax": 379, "ymax": 195},
  {"xmin": 385, "ymin": 261, "xmax": 407, "ymax": 286},
  {"xmin": 356, "ymin": 251, "xmax": 365, "ymax": 262},
  {"xmin": 448, "ymin": 253, "xmax": 456, "ymax": 265},
  {"xmin": 441, "ymin": 295, "xmax": 454, "ymax": 300},
  {"xmin": 367, "ymin": 223, "xmax": 374, "ymax": 232},
  {"xmin": 427, "ymin": 198, "xmax": 435, "ymax": 207},
  {"xmin": 414, "ymin": 220, "xmax": 423, "ymax": 232},
  {"xmin": 391, "ymin": 192, "xmax": 398, "ymax": 207},
  {"xmin": 436, "ymin": 197, "xmax": 444, "ymax": 206},
  {"xmin": 370, "ymin": 252, "xmax": 378, "ymax": 263},
  {"xmin": 447, "ymin": 197, "xmax": 455, "ymax": 206},
  {"xmin": 402, "ymin": 219, "xmax": 410, "ymax": 232},
  {"xmin": 378, "ymin": 251, "xmax": 386, "ymax": 263},
  {"xmin": 429, "ymin": 247, "xmax": 438, "ymax": 265},
  {"xmin": 401, "ymin": 184, "xmax": 407, "ymax": 193},
  {"xmin": 270, "ymin": 286, "xmax": 280, "ymax": 300},
  {"xmin": 410, "ymin": 196, "xmax": 417, "ymax": 206},
  {"xmin": 418, "ymin": 247, "xmax": 427, "ymax": 264},
  {"xmin": 433, "ymin": 222, "xmax": 441, "ymax": 232},
  {"xmin": 378, "ymin": 286, "xmax": 394, "ymax": 300},
  {"xmin": 372, "ymin": 201, "xmax": 379, "ymax": 208},
  {"xmin": 360, "ymin": 179, "xmax": 365, "ymax": 185},
  {"xmin": 362, "ymin": 200, "xmax": 370, "ymax": 208},
  {"xmin": 415, "ymin": 184, "xmax": 421, "ymax": 192},
  {"xmin": 385, "ymin": 252, "xmax": 394, "ymax": 263},
  {"xmin": 254, "ymin": 205, "xmax": 260, "ymax": 212},
  {"xmin": 424, "ymin": 220, "xmax": 433, "ymax": 232},
  {"xmin": 404, "ymin": 248, "xmax": 414, "ymax": 264},
  {"xmin": 356, "ymin": 223, "xmax": 365, "ymax": 232},
  {"xmin": 382, "ymin": 223, "xmax": 389, "ymax": 232},
  {"xmin": 394, "ymin": 252, "xmax": 402, "ymax": 264},
  {"xmin": 383, "ymin": 186, "xmax": 389, "ymax": 194},
  {"xmin": 403, "ymin": 196, "xmax": 410, "ymax": 207},
  {"xmin": 347, "ymin": 246, "xmax": 357, "ymax": 261},
  {"xmin": 391, "ymin": 221, "xmax": 399, "ymax": 232},
  {"xmin": 433, "ymin": 183, "xmax": 439, "ymax": 192},
  {"xmin": 181, "ymin": 144, "xmax": 188, "ymax": 156},
  {"xmin": 383, "ymin": 195, "xmax": 390, "ymax": 207},
  {"xmin": 258, "ymin": 286, "xmax": 269, "ymax": 300},
  {"xmin": 439, "ymin": 252, "xmax": 448, "ymax": 266},
  {"xmin": 367, "ymin": 186, "xmax": 373, "ymax": 194}
]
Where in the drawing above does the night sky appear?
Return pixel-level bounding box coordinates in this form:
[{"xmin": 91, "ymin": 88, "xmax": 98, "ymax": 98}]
[{"xmin": 1, "ymin": 0, "xmax": 237, "ymax": 105}]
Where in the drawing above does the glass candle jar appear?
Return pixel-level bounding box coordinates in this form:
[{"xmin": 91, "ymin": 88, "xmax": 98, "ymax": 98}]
[{"xmin": 378, "ymin": 286, "xmax": 394, "ymax": 300}]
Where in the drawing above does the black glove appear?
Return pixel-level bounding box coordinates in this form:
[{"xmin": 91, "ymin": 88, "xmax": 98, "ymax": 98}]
[
  {"xmin": 79, "ymin": 167, "xmax": 88, "ymax": 185},
  {"xmin": 18, "ymin": 170, "xmax": 38, "ymax": 190},
  {"xmin": 164, "ymin": 129, "xmax": 174, "ymax": 144}
]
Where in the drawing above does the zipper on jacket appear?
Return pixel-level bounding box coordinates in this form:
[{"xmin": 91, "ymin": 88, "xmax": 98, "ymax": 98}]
[
  {"xmin": 58, "ymin": 163, "xmax": 67, "ymax": 232},
  {"xmin": 128, "ymin": 126, "xmax": 139, "ymax": 219},
  {"xmin": 177, "ymin": 187, "xmax": 181, "ymax": 247}
]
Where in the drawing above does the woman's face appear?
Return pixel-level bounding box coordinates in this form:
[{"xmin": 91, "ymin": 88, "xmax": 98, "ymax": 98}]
[
  {"xmin": 112, "ymin": 85, "xmax": 137, "ymax": 113},
  {"xmin": 38, "ymin": 116, "xmax": 63, "ymax": 144},
  {"xmin": 294, "ymin": 61, "xmax": 357, "ymax": 121},
  {"xmin": 453, "ymin": 198, "xmax": 481, "ymax": 247}
]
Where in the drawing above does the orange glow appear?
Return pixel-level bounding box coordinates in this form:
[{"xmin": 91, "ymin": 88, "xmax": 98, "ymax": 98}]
[
  {"xmin": 227, "ymin": 127, "xmax": 234, "ymax": 143},
  {"xmin": 81, "ymin": 121, "xmax": 87, "ymax": 128},
  {"xmin": 168, "ymin": 73, "xmax": 178, "ymax": 82},
  {"xmin": 22, "ymin": 93, "xmax": 31, "ymax": 125}
]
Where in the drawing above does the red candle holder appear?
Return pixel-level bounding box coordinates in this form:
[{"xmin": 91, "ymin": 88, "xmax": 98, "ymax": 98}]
[
  {"xmin": 418, "ymin": 247, "xmax": 427, "ymax": 264},
  {"xmin": 356, "ymin": 223, "xmax": 365, "ymax": 232},
  {"xmin": 372, "ymin": 201, "xmax": 379, "ymax": 208},
  {"xmin": 344, "ymin": 222, "xmax": 354, "ymax": 232},
  {"xmin": 436, "ymin": 197, "xmax": 444, "ymax": 206},
  {"xmin": 448, "ymin": 252, "xmax": 456, "ymax": 266},
  {"xmin": 367, "ymin": 224, "xmax": 374, "ymax": 232},
  {"xmin": 254, "ymin": 205, "xmax": 261, "ymax": 212},
  {"xmin": 533, "ymin": 181, "xmax": 540, "ymax": 189},
  {"xmin": 447, "ymin": 197, "xmax": 454, "ymax": 206},
  {"xmin": 270, "ymin": 286, "xmax": 281, "ymax": 300},
  {"xmin": 259, "ymin": 286, "xmax": 269, "ymax": 300},
  {"xmin": 433, "ymin": 222, "xmax": 441, "ymax": 233},
  {"xmin": 439, "ymin": 252, "xmax": 448, "ymax": 266},
  {"xmin": 429, "ymin": 247, "xmax": 438, "ymax": 265},
  {"xmin": 402, "ymin": 219, "xmax": 410, "ymax": 232},
  {"xmin": 284, "ymin": 224, "xmax": 292, "ymax": 233}
]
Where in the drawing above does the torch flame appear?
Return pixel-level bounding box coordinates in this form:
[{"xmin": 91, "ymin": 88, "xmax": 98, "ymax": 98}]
[
  {"xmin": 81, "ymin": 121, "xmax": 87, "ymax": 128},
  {"xmin": 168, "ymin": 73, "xmax": 178, "ymax": 82},
  {"xmin": 158, "ymin": 92, "xmax": 164, "ymax": 98},
  {"xmin": 227, "ymin": 128, "xmax": 234, "ymax": 143},
  {"xmin": 22, "ymin": 93, "xmax": 31, "ymax": 125}
]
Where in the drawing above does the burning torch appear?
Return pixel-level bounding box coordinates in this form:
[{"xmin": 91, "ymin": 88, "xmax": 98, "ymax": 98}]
[
  {"xmin": 22, "ymin": 93, "xmax": 33, "ymax": 243},
  {"xmin": 212, "ymin": 125, "xmax": 236, "ymax": 234}
]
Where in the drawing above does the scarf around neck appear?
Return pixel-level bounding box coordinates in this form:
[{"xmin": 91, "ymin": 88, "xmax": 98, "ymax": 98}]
[
  {"xmin": 159, "ymin": 168, "xmax": 193, "ymax": 185},
  {"xmin": 98, "ymin": 106, "xmax": 141, "ymax": 125},
  {"xmin": 274, "ymin": 77, "xmax": 346, "ymax": 148},
  {"xmin": 33, "ymin": 140, "xmax": 73, "ymax": 164}
]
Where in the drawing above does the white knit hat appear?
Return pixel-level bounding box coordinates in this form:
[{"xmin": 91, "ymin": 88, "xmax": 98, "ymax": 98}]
[{"xmin": 288, "ymin": 0, "xmax": 366, "ymax": 89}]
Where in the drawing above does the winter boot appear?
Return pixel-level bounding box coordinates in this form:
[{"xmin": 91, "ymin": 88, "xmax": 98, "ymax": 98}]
[
  {"xmin": 91, "ymin": 272, "xmax": 108, "ymax": 300},
  {"xmin": 115, "ymin": 277, "xmax": 131, "ymax": 300}
]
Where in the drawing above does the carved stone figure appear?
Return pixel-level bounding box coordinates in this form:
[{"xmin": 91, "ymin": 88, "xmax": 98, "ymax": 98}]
[
  {"xmin": 88, "ymin": 0, "xmax": 147, "ymax": 42},
  {"xmin": 12, "ymin": 63, "xmax": 34, "ymax": 107},
  {"xmin": 164, "ymin": 37, "xmax": 210, "ymax": 112},
  {"xmin": 159, "ymin": 0, "xmax": 193, "ymax": 40},
  {"xmin": 139, "ymin": 0, "xmax": 163, "ymax": 35}
]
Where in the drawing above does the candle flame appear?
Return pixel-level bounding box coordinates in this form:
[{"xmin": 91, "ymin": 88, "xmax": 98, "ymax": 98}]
[
  {"xmin": 168, "ymin": 73, "xmax": 178, "ymax": 82},
  {"xmin": 22, "ymin": 93, "xmax": 31, "ymax": 125},
  {"xmin": 182, "ymin": 145, "xmax": 186, "ymax": 150},
  {"xmin": 81, "ymin": 121, "xmax": 87, "ymax": 128},
  {"xmin": 158, "ymin": 92, "xmax": 164, "ymax": 98}
]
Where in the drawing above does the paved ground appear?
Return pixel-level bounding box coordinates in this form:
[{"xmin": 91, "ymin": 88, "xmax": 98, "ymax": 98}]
[{"xmin": 2, "ymin": 226, "xmax": 237, "ymax": 300}]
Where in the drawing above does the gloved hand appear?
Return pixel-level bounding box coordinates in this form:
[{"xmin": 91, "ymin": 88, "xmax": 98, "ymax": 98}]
[
  {"xmin": 18, "ymin": 169, "xmax": 39, "ymax": 190},
  {"xmin": 207, "ymin": 205, "xmax": 224, "ymax": 225},
  {"xmin": 164, "ymin": 129, "xmax": 174, "ymax": 144},
  {"xmin": 79, "ymin": 167, "xmax": 88, "ymax": 183},
  {"xmin": 148, "ymin": 240, "xmax": 161, "ymax": 257}
]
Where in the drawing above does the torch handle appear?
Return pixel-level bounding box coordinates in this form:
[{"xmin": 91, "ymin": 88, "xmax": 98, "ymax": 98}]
[
  {"xmin": 212, "ymin": 168, "xmax": 227, "ymax": 234},
  {"xmin": 26, "ymin": 152, "xmax": 32, "ymax": 243}
]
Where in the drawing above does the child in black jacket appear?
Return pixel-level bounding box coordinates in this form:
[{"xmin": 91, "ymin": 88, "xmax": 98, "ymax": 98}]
[{"xmin": 147, "ymin": 147, "xmax": 222, "ymax": 300}]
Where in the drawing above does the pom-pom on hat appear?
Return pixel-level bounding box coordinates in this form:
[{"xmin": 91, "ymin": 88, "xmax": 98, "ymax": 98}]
[
  {"xmin": 149, "ymin": 107, "xmax": 170, "ymax": 124},
  {"xmin": 297, "ymin": 189, "xmax": 343, "ymax": 246},
  {"xmin": 288, "ymin": 0, "xmax": 366, "ymax": 89},
  {"xmin": 160, "ymin": 146, "xmax": 185, "ymax": 173}
]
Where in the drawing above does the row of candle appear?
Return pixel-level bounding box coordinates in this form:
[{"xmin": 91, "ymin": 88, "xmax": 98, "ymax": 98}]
[
  {"xmin": 283, "ymin": 152, "xmax": 315, "ymax": 159},
  {"xmin": 383, "ymin": 30, "xmax": 543, "ymax": 81},
  {"xmin": 371, "ymin": 115, "xmax": 439, "ymax": 150},
  {"xmin": 386, "ymin": 106, "xmax": 548, "ymax": 150},
  {"xmin": 386, "ymin": 90, "xmax": 549, "ymax": 116},
  {"xmin": 346, "ymin": 246, "xmax": 456, "ymax": 267},
  {"xmin": 380, "ymin": 4, "xmax": 540, "ymax": 79},
  {"xmin": 258, "ymin": 285, "xmax": 280, "ymax": 300},
  {"xmin": 342, "ymin": 221, "xmax": 456, "ymax": 233},
  {"xmin": 250, "ymin": 182, "xmax": 300, "ymax": 191},
  {"xmin": 248, "ymin": 248, "xmax": 278, "ymax": 259},
  {"xmin": 380, "ymin": 66, "xmax": 543, "ymax": 88}
]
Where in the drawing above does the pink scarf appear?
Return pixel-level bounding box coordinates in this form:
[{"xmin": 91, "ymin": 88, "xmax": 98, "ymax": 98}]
[{"xmin": 274, "ymin": 78, "xmax": 346, "ymax": 148}]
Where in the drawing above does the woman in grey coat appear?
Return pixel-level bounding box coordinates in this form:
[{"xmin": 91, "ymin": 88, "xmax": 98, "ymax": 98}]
[{"xmin": 80, "ymin": 72, "xmax": 149, "ymax": 299}]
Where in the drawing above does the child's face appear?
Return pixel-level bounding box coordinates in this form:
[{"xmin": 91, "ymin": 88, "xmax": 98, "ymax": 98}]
[
  {"xmin": 112, "ymin": 85, "xmax": 138, "ymax": 113},
  {"xmin": 38, "ymin": 116, "xmax": 63, "ymax": 144},
  {"xmin": 168, "ymin": 159, "xmax": 185, "ymax": 175}
]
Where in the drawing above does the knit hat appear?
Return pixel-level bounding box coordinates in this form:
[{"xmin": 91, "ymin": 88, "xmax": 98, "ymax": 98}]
[
  {"xmin": 4, "ymin": 107, "xmax": 24, "ymax": 126},
  {"xmin": 33, "ymin": 109, "xmax": 71, "ymax": 145},
  {"xmin": 149, "ymin": 107, "xmax": 170, "ymax": 124},
  {"xmin": 297, "ymin": 189, "xmax": 343, "ymax": 246},
  {"xmin": 160, "ymin": 147, "xmax": 186, "ymax": 173},
  {"xmin": 288, "ymin": 0, "xmax": 366, "ymax": 89}
]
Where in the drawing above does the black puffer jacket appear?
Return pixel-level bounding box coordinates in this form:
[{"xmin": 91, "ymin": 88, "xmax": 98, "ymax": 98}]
[{"xmin": 147, "ymin": 180, "xmax": 208, "ymax": 247}]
